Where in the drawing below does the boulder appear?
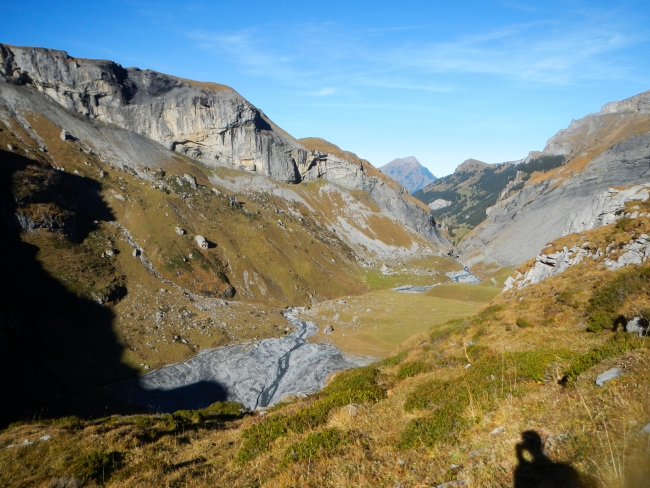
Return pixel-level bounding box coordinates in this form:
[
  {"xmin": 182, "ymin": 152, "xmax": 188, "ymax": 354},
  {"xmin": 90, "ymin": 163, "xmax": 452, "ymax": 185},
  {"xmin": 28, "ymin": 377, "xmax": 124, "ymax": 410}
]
[
  {"xmin": 60, "ymin": 129, "xmax": 76, "ymax": 141},
  {"xmin": 175, "ymin": 227, "xmax": 186, "ymax": 236},
  {"xmin": 596, "ymin": 368, "xmax": 622, "ymax": 386},
  {"xmin": 625, "ymin": 317, "xmax": 649, "ymax": 337},
  {"xmin": 182, "ymin": 173, "xmax": 198, "ymax": 190},
  {"xmin": 324, "ymin": 325, "xmax": 334, "ymax": 334},
  {"xmin": 195, "ymin": 235, "xmax": 209, "ymax": 249}
]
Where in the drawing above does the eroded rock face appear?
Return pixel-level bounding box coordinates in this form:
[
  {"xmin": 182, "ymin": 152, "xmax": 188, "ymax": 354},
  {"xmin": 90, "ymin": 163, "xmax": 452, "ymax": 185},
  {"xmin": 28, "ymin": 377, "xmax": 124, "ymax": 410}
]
[
  {"xmin": 564, "ymin": 185, "xmax": 650, "ymax": 235},
  {"xmin": 544, "ymin": 90, "xmax": 650, "ymax": 159},
  {"xmin": 0, "ymin": 44, "xmax": 447, "ymax": 247},
  {"xmin": 0, "ymin": 44, "xmax": 305, "ymax": 183}
]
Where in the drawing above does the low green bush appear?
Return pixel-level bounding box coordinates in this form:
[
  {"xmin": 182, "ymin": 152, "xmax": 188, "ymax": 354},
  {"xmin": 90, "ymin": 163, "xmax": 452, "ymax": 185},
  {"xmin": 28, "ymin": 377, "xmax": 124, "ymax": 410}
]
[
  {"xmin": 429, "ymin": 318, "xmax": 469, "ymax": 343},
  {"xmin": 380, "ymin": 351, "xmax": 407, "ymax": 367},
  {"xmin": 556, "ymin": 289, "xmax": 582, "ymax": 308},
  {"xmin": 286, "ymin": 366, "xmax": 385, "ymax": 434},
  {"xmin": 516, "ymin": 317, "xmax": 534, "ymax": 328},
  {"xmin": 238, "ymin": 366, "xmax": 385, "ymax": 462},
  {"xmin": 562, "ymin": 334, "xmax": 645, "ymax": 384},
  {"xmin": 238, "ymin": 416, "xmax": 288, "ymax": 463},
  {"xmin": 472, "ymin": 304, "xmax": 506, "ymax": 324},
  {"xmin": 73, "ymin": 450, "xmax": 120, "ymax": 483},
  {"xmin": 401, "ymin": 349, "xmax": 575, "ymax": 448},
  {"xmin": 283, "ymin": 428, "xmax": 346, "ymax": 464},
  {"xmin": 396, "ymin": 361, "xmax": 431, "ymax": 380},
  {"xmin": 199, "ymin": 401, "xmax": 245, "ymax": 419},
  {"xmin": 504, "ymin": 350, "xmax": 575, "ymax": 383},
  {"xmin": 615, "ymin": 217, "xmax": 632, "ymax": 232},
  {"xmin": 586, "ymin": 266, "xmax": 650, "ymax": 332}
]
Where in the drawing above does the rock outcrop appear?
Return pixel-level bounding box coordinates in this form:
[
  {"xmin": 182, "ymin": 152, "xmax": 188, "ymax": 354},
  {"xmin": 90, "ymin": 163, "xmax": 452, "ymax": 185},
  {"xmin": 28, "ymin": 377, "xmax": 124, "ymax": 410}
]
[
  {"xmin": 563, "ymin": 184, "xmax": 650, "ymax": 235},
  {"xmin": 0, "ymin": 44, "xmax": 447, "ymax": 247},
  {"xmin": 504, "ymin": 229, "xmax": 650, "ymax": 291}
]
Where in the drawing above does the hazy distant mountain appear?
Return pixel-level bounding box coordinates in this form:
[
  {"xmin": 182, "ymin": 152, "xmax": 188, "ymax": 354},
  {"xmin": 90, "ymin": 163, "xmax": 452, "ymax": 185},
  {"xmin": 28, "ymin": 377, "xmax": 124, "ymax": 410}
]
[{"xmin": 378, "ymin": 156, "xmax": 436, "ymax": 193}]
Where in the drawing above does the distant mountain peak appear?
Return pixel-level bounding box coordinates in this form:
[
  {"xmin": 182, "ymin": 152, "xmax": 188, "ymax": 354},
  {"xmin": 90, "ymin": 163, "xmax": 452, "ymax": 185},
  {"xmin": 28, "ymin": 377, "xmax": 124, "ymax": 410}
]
[
  {"xmin": 454, "ymin": 158, "xmax": 488, "ymax": 173},
  {"xmin": 378, "ymin": 156, "xmax": 436, "ymax": 193}
]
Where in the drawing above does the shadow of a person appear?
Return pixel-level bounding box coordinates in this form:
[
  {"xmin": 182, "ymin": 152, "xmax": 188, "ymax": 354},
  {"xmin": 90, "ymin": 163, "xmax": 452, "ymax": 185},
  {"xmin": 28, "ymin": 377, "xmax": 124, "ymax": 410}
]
[{"xmin": 513, "ymin": 431, "xmax": 594, "ymax": 488}]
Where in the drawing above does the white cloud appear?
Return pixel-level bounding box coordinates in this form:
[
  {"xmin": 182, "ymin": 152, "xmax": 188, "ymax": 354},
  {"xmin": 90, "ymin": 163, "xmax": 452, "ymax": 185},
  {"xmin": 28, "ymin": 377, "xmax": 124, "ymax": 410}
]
[
  {"xmin": 313, "ymin": 87, "xmax": 336, "ymax": 96},
  {"xmin": 189, "ymin": 12, "xmax": 647, "ymax": 94}
]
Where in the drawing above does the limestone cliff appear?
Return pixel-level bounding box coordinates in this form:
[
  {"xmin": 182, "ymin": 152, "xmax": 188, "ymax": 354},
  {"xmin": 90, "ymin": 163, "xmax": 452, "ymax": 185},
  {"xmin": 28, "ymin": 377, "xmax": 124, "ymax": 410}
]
[{"xmin": 0, "ymin": 44, "xmax": 447, "ymax": 247}]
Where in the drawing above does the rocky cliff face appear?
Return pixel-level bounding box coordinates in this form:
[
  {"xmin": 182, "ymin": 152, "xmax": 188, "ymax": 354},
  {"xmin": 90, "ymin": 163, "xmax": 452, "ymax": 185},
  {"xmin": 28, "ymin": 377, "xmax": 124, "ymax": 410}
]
[
  {"xmin": 459, "ymin": 90, "xmax": 650, "ymax": 268},
  {"xmin": 0, "ymin": 44, "xmax": 306, "ymax": 183},
  {"xmin": 378, "ymin": 156, "xmax": 436, "ymax": 193},
  {"xmin": 0, "ymin": 44, "xmax": 447, "ymax": 247}
]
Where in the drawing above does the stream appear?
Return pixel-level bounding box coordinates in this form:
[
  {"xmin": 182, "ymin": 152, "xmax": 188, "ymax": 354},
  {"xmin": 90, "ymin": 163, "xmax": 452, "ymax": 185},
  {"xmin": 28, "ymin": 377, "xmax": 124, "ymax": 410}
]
[{"xmin": 114, "ymin": 310, "xmax": 376, "ymax": 412}]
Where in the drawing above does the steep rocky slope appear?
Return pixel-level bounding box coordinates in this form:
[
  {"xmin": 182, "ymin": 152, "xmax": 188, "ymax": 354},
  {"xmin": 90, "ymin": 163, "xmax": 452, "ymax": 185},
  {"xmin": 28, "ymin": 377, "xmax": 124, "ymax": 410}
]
[
  {"xmin": 459, "ymin": 89, "xmax": 650, "ymax": 268},
  {"xmin": 378, "ymin": 156, "xmax": 436, "ymax": 193}
]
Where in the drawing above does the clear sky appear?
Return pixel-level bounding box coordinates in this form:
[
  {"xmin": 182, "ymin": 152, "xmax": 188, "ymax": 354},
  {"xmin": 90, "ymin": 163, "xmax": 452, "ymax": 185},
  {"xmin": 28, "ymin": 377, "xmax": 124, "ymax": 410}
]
[{"xmin": 3, "ymin": 1, "xmax": 649, "ymax": 176}]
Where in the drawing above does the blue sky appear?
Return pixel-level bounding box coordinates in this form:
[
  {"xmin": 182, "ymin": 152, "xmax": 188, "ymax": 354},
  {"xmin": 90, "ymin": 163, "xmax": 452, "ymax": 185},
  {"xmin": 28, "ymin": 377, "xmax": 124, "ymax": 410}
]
[{"xmin": 4, "ymin": 1, "xmax": 649, "ymax": 176}]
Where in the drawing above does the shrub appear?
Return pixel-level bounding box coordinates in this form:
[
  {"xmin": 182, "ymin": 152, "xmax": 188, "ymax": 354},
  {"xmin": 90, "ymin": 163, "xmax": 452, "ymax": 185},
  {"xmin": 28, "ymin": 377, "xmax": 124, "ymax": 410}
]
[
  {"xmin": 401, "ymin": 349, "xmax": 575, "ymax": 447},
  {"xmin": 172, "ymin": 409, "xmax": 203, "ymax": 425},
  {"xmin": 51, "ymin": 416, "xmax": 82, "ymax": 430},
  {"xmin": 504, "ymin": 350, "xmax": 575, "ymax": 383},
  {"xmin": 396, "ymin": 361, "xmax": 431, "ymax": 380},
  {"xmin": 516, "ymin": 317, "xmax": 534, "ymax": 328},
  {"xmin": 562, "ymin": 334, "xmax": 646, "ymax": 384},
  {"xmin": 283, "ymin": 428, "xmax": 346, "ymax": 464},
  {"xmin": 472, "ymin": 305, "xmax": 505, "ymax": 325},
  {"xmin": 199, "ymin": 401, "xmax": 245, "ymax": 419},
  {"xmin": 238, "ymin": 366, "xmax": 385, "ymax": 461},
  {"xmin": 586, "ymin": 266, "xmax": 650, "ymax": 331},
  {"xmin": 615, "ymin": 217, "xmax": 632, "ymax": 232},
  {"xmin": 429, "ymin": 318, "xmax": 469, "ymax": 343},
  {"xmin": 238, "ymin": 416, "xmax": 288, "ymax": 463},
  {"xmin": 556, "ymin": 289, "xmax": 581, "ymax": 308},
  {"xmin": 586, "ymin": 312, "xmax": 613, "ymax": 333},
  {"xmin": 286, "ymin": 366, "xmax": 385, "ymax": 433},
  {"xmin": 380, "ymin": 351, "xmax": 407, "ymax": 367},
  {"xmin": 73, "ymin": 450, "xmax": 120, "ymax": 483}
]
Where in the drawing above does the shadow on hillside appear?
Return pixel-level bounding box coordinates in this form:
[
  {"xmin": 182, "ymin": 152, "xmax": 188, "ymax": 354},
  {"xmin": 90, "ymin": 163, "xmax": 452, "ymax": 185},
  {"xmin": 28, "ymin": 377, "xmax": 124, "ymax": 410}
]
[
  {"xmin": 0, "ymin": 150, "xmax": 237, "ymax": 426},
  {"xmin": 114, "ymin": 380, "xmax": 230, "ymax": 413},
  {"xmin": 513, "ymin": 430, "xmax": 597, "ymax": 488},
  {"xmin": 0, "ymin": 149, "xmax": 138, "ymax": 427}
]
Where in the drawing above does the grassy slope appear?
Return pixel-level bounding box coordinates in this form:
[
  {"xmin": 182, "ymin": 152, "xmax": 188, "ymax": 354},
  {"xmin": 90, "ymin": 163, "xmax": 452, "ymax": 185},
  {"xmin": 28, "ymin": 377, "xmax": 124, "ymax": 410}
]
[
  {"xmin": 3, "ymin": 213, "xmax": 650, "ymax": 487},
  {"xmin": 303, "ymin": 289, "xmax": 485, "ymax": 357}
]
